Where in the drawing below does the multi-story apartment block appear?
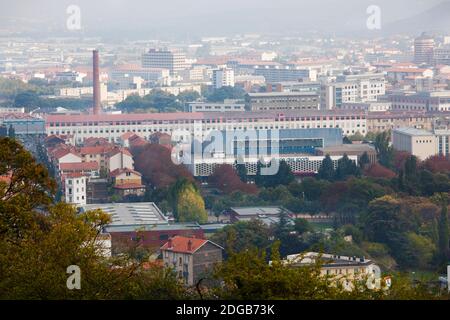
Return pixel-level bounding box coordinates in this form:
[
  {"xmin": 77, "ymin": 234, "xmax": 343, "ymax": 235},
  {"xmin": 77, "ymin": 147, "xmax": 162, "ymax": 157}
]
[
  {"xmin": 188, "ymin": 101, "xmax": 245, "ymax": 112},
  {"xmin": 414, "ymin": 33, "xmax": 435, "ymax": 65},
  {"xmin": 142, "ymin": 49, "xmax": 187, "ymax": 75},
  {"xmin": 63, "ymin": 173, "xmax": 87, "ymax": 206},
  {"xmin": 212, "ymin": 68, "xmax": 235, "ymax": 88},
  {"xmin": 161, "ymin": 236, "xmax": 223, "ymax": 286},
  {"xmin": 248, "ymin": 92, "xmax": 320, "ymax": 111},
  {"xmin": 253, "ymin": 65, "xmax": 316, "ymax": 83},
  {"xmin": 321, "ymin": 73, "xmax": 386, "ymax": 109}
]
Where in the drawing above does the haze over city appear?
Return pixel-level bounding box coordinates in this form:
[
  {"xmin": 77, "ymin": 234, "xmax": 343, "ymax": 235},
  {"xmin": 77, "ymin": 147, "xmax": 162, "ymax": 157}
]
[
  {"xmin": 1, "ymin": 0, "xmax": 450, "ymax": 307},
  {"xmin": 1, "ymin": 0, "xmax": 449, "ymax": 38}
]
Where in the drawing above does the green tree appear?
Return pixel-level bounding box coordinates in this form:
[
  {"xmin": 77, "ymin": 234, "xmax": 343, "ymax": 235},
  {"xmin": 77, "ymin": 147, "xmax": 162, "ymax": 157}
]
[
  {"xmin": 169, "ymin": 178, "xmax": 208, "ymax": 223},
  {"xmin": 7, "ymin": 125, "xmax": 15, "ymax": 138},
  {"xmin": 434, "ymin": 193, "xmax": 450, "ymax": 266},
  {"xmin": 359, "ymin": 152, "xmax": 370, "ymax": 169},
  {"xmin": 235, "ymin": 161, "xmax": 248, "ymax": 183},
  {"xmin": 335, "ymin": 154, "xmax": 360, "ymax": 181},
  {"xmin": 374, "ymin": 131, "xmax": 394, "ymax": 169},
  {"xmin": 317, "ymin": 154, "xmax": 335, "ymax": 181}
]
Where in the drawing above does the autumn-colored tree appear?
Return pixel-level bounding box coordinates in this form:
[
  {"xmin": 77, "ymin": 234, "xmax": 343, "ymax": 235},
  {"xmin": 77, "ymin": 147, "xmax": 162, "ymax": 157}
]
[
  {"xmin": 0, "ymin": 137, "xmax": 190, "ymax": 299},
  {"xmin": 364, "ymin": 163, "xmax": 396, "ymax": 179},
  {"xmin": 422, "ymin": 155, "xmax": 450, "ymax": 173},
  {"xmin": 393, "ymin": 151, "xmax": 411, "ymax": 173},
  {"xmin": 132, "ymin": 143, "xmax": 193, "ymax": 189},
  {"xmin": 209, "ymin": 164, "xmax": 257, "ymax": 195}
]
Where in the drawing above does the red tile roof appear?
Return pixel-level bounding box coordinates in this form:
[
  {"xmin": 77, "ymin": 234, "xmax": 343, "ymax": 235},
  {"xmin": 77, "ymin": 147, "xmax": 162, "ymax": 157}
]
[
  {"xmin": 79, "ymin": 145, "xmax": 115, "ymax": 155},
  {"xmin": 160, "ymin": 236, "xmax": 208, "ymax": 254},
  {"xmin": 110, "ymin": 168, "xmax": 141, "ymax": 177},
  {"xmin": 63, "ymin": 172, "xmax": 87, "ymax": 179},
  {"xmin": 45, "ymin": 112, "xmax": 203, "ymax": 124},
  {"xmin": 113, "ymin": 183, "xmax": 145, "ymax": 190},
  {"xmin": 53, "ymin": 148, "xmax": 81, "ymax": 160},
  {"xmin": 60, "ymin": 161, "xmax": 99, "ymax": 171},
  {"xmin": 107, "ymin": 147, "xmax": 132, "ymax": 158}
]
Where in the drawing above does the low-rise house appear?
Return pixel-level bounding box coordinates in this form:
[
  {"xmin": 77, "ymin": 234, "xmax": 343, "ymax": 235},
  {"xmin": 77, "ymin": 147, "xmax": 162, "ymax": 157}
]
[
  {"xmin": 107, "ymin": 148, "xmax": 134, "ymax": 172},
  {"xmin": 161, "ymin": 236, "xmax": 223, "ymax": 286},
  {"xmin": 59, "ymin": 161, "xmax": 99, "ymax": 177},
  {"xmin": 110, "ymin": 168, "xmax": 145, "ymax": 197},
  {"xmin": 274, "ymin": 252, "xmax": 382, "ymax": 291}
]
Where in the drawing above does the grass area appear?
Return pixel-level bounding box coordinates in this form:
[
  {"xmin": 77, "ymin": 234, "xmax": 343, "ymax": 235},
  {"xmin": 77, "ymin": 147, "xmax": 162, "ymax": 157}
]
[{"xmin": 309, "ymin": 221, "xmax": 334, "ymax": 231}]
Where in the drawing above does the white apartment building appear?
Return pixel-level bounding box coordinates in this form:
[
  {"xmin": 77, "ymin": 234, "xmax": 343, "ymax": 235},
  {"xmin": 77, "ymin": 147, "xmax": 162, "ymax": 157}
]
[
  {"xmin": 64, "ymin": 174, "xmax": 87, "ymax": 206},
  {"xmin": 188, "ymin": 101, "xmax": 245, "ymax": 112},
  {"xmin": 142, "ymin": 49, "xmax": 187, "ymax": 75},
  {"xmin": 110, "ymin": 67, "xmax": 170, "ymax": 89},
  {"xmin": 321, "ymin": 73, "xmax": 386, "ymax": 109},
  {"xmin": 45, "ymin": 110, "xmax": 367, "ymax": 144},
  {"xmin": 248, "ymin": 92, "xmax": 320, "ymax": 111},
  {"xmin": 212, "ymin": 68, "xmax": 235, "ymax": 88}
]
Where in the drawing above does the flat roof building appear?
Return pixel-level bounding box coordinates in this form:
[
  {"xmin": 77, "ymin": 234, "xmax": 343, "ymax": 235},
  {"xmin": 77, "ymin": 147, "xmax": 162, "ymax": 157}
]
[{"xmin": 392, "ymin": 127, "xmax": 437, "ymax": 160}]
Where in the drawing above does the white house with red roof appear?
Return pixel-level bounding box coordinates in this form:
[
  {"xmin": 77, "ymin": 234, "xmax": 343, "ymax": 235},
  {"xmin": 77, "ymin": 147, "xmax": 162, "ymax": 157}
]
[
  {"xmin": 107, "ymin": 148, "xmax": 134, "ymax": 172},
  {"xmin": 160, "ymin": 236, "xmax": 223, "ymax": 286}
]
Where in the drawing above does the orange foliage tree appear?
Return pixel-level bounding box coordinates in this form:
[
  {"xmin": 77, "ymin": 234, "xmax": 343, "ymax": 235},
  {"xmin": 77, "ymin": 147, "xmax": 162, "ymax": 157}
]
[{"xmin": 209, "ymin": 164, "xmax": 258, "ymax": 195}]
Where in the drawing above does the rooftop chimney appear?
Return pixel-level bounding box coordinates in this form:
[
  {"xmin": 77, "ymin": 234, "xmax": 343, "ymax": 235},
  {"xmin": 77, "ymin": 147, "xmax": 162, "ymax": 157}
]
[
  {"xmin": 168, "ymin": 238, "xmax": 173, "ymax": 249},
  {"xmin": 187, "ymin": 239, "xmax": 193, "ymax": 251},
  {"xmin": 93, "ymin": 50, "xmax": 101, "ymax": 115}
]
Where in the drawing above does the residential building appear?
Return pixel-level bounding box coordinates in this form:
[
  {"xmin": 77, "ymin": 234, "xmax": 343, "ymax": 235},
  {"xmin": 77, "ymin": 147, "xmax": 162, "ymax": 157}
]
[
  {"xmin": 59, "ymin": 161, "xmax": 100, "ymax": 177},
  {"xmin": 63, "ymin": 173, "xmax": 87, "ymax": 206},
  {"xmin": 106, "ymin": 148, "xmax": 134, "ymax": 172},
  {"xmin": 321, "ymin": 73, "xmax": 386, "ymax": 109},
  {"xmin": 253, "ymin": 65, "xmax": 315, "ymax": 83},
  {"xmin": 275, "ymin": 252, "xmax": 380, "ymax": 291},
  {"xmin": 110, "ymin": 168, "xmax": 145, "ymax": 197},
  {"xmin": 248, "ymin": 92, "xmax": 320, "ymax": 111},
  {"xmin": 212, "ymin": 68, "xmax": 235, "ymax": 88},
  {"xmin": 266, "ymin": 81, "xmax": 321, "ymax": 94},
  {"xmin": 142, "ymin": 49, "xmax": 187, "ymax": 75},
  {"xmin": 414, "ymin": 33, "xmax": 435, "ymax": 65},
  {"xmin": 161, "ymin": 236, "xmax": 223, "ymax": 286},
  {"xmin": 434, "ymin": 46, "xmax": 450, "ymax": 65},
  {"xmin": 188, "ymin": 101, "xmax": 245, "ymax": 112}
]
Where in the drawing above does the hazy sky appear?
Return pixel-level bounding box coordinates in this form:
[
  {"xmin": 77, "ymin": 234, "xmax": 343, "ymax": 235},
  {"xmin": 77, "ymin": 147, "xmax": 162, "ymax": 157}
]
[{"xmin": 0, "ymin": 0, "xmax": 447, "ymax": 38}]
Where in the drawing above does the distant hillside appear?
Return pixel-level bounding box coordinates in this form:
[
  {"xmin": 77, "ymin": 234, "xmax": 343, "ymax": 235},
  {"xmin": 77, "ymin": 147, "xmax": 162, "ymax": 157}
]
[{"xmin": 385, "ymin": 1, "xmax": 450, "ymax": 35}]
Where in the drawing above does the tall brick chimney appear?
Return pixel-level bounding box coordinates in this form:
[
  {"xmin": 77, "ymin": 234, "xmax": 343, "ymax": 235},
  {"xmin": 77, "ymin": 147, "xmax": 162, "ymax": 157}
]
[{"xmin": 92, "ymin": 50, "xmax": 101, "ymax": 115}]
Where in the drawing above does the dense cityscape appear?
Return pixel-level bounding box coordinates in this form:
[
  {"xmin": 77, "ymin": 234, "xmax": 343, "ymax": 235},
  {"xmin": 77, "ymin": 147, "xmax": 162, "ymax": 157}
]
[{"xmin": 1, "ymin": 0, "xmax": 450, "ymax": 305}]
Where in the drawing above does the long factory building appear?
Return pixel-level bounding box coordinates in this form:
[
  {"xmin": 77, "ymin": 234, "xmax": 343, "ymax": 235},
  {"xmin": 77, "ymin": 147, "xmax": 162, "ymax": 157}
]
[{"xmin": 45, "ymin": 110, "xmax": 367, "ymax": 144}]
